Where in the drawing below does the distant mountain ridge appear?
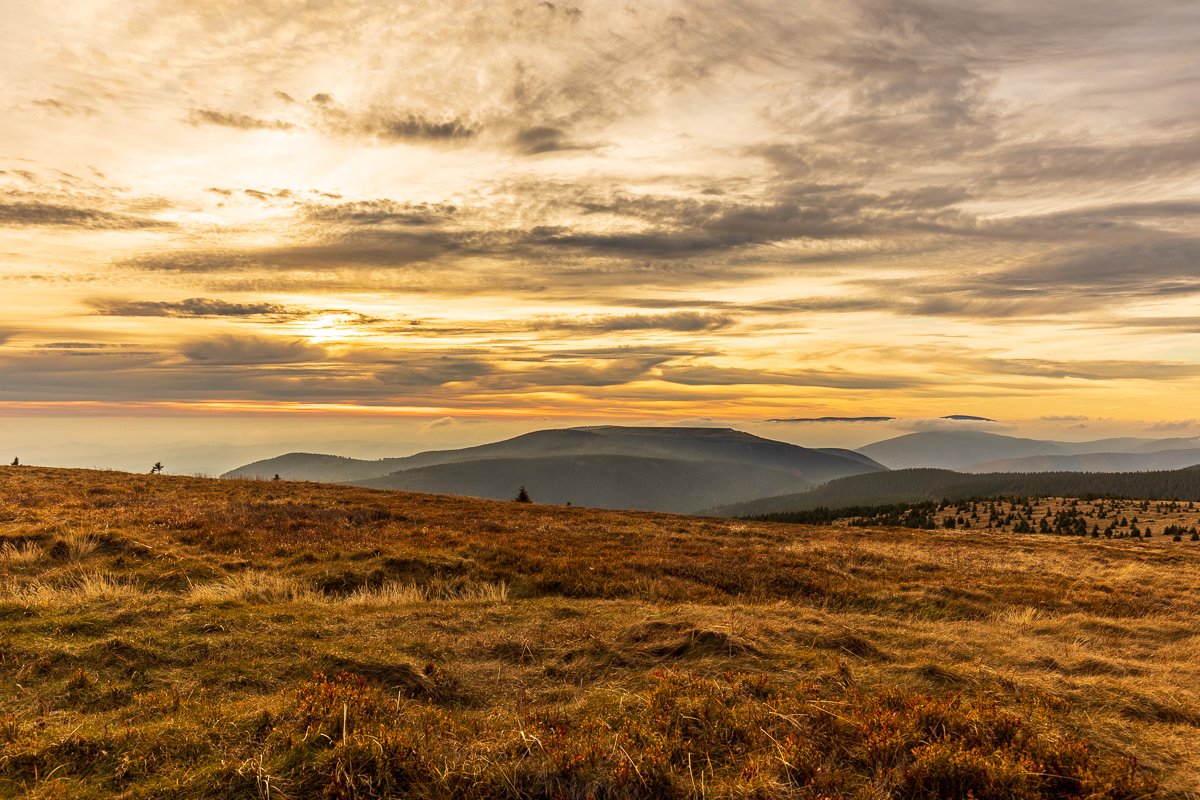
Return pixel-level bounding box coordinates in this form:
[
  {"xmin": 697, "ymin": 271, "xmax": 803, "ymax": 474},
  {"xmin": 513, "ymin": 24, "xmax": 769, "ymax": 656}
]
[
  {"xmin": 223, "ymin": 426, "xmax": 885, "ymax": 513},
  {"xmin": 856, "ymin": 430, "xmax": 1171, "ymax": 470},
  {"xmin": 224, "ymin": 452, "xmax": 412, "ymax": 483},
  {"xmin": 709, "ymin": 465, "xmax": 1200, "ymax": 518},
  {"xmin": 967, "ymin": 449, "xmax": 1200, "ymax": 474},
  {"xmin": 223, "ymin": 426, "xmax": 1200, "ymax": 515}
]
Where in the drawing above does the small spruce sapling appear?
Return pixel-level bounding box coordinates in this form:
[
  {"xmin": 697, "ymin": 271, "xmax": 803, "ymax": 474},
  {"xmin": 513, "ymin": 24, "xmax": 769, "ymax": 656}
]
[
  {"xmin": 514, "ymin": 486, "xmax": 532, "ymax": 503},
  {"xmin": 150, "ymin": 462, "xmax": 164, "ymax": 474}
]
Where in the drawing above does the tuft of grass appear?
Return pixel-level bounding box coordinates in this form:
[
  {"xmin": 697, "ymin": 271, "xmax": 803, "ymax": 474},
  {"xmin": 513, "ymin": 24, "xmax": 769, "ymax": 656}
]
[
  {"xmin": 188, "ymin": 570, "xmax": 319, "ymax": 604},
  {"xmin": 48, "ymin": 529, "xmax": 100, "ymax": 561},
  {"xmin": 342, "ymin": 579, "xmax": 508, "ymax": 607},
  {"xmin": 993, "ymin": 605, "xmax": 1043, "ymax": 627},
  {"xmin": 3, "ymin": 571, "xmax": 146, "ymax": 608},
  {"xmin": 186, "ymin": 573, "xmax": 510, "ymax": 606},
  {"xmin": 0, "ymin": 541, "xmax": 40, "ymax": 563}
]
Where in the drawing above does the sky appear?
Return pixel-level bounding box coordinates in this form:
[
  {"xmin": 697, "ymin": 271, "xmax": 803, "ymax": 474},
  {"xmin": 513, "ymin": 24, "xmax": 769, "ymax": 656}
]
[{"xmin": 1, "ymin": 0, "xmax": 1199, "ymax": 470}]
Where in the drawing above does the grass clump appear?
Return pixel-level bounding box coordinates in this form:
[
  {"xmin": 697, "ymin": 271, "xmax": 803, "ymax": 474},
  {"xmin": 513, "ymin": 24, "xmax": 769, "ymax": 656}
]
[
  {"xmin": 188, "ymin": 570, "xmax": 320, "ymax": 604},
  {"xmin": 0, "ymin": 542, "xmax": 40, "ymax": 564},
  {"xmin": 3, "ymin": 571, "xmax": 146, "ymax": 609}
]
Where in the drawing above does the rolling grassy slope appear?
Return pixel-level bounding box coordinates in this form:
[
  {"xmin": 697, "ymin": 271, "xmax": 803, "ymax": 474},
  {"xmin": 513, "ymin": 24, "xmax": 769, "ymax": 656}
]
[{"xmin": 2, "ymin": 466, "xmax": 1197, "ymax": 797}]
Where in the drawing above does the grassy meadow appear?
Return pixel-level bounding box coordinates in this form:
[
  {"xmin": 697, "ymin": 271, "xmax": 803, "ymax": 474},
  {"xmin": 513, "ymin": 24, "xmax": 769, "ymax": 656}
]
[{"xmin": 0, "ymin": 466, "xmax": 1197, "ymax": 798}]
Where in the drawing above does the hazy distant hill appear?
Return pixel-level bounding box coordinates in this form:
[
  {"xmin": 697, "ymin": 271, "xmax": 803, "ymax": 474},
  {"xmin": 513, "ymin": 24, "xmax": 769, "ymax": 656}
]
[
  {"xmin": 224, "ymin": 426, "xmax": 884, "ymax": 511},
  {"xmin": 812, "ymin": 448, "xmax": 886, "ymax": 468},
  {"xmin": 383, "ymin": 427, "xmax": 885, "ymax": 477},
  {"xmin": 1129, "ymin": 436, "xmax": 1200, "ymax": 453},
  {"xmin": 709, "ymin": 465, "xmax": 1200, "ymax": 517},
  {"xmin": 857, "ymin": 430, "xmax": 1160, "ymax": 470},
  {"xmin": 222, "ymin": 452, "xmax": 412, "ymax": 482},
  {"xmin": 966, "ymin": 449, "xmax": 1200, "ymax": 474},
  {"xmin": 352, "ymin": 454, "xmax": 821, "ymax": 513}
]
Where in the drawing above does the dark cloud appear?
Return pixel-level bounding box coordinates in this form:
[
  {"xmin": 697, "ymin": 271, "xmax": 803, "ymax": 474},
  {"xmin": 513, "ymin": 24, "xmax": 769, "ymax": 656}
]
[
  {"xmin": 971, "ymin": 201, "xmax": 1200, "ymax": 241},
  {"xmin": 371, "ymin": 113, "xmax": 475, "ymax": 141},
  {"xmin": 767, "ymin": 416, "xmax": 896, "ymax": 423},
  {"xmin": 374, "ymin": 357, "xmax": 494, "ymax": 387},
  {"xmin": 479, "ymin": 354, "xmax": 672, "ymax": 390},
  {"xmin": 243, "ymin": 189, "xmax": 293, "ymax": 202},
  {"xmin": 763, "ymin": 419, "xmax": 897, "ymax": 424},
  {"xmin": 1100, "ymin": 316, "xmax": 1200, "ymax": 334},
  {"xmin": 36, "ymin": 342, "xmax": 122, "ymax": 350},
  {"xmin": 311, "ymin": 97, "xmax": 475, "ymax": 142},
  {"xmin": 187, "ymin": 109, "xmax": 297, "ymax": 131},
  {"xmin": 32, "ymin": 98, "xmax": 98, "ymax": 117},
  {"xmin": 302, "ymin": 199, "xmax": 457, "ymax": 226},
  {"xmin": 901, "ymin": 294, "xmax": 1085, "ymax": 319},
  {"xmin": 980, "ymin": 357, "xmax": 1200, "ymax": 382},
  {"xmin": 90, "ymin": 298, "xmax": 289, "ymax": 318},
  {"xmin": 105, "ymin": 186, "xmax": 1198, "ymax": 318},
  {"xmin": 368, "ymin": 348, "xmax": 687, "ymax": 392},
  {"xmin": 660, "ymin": 364, "xmax": 928, "ymax": 390},
  {"xmin": 181, "ymin": 335, "xmax": 326, "ymax": 365},
  {"xmin": 0, "ymin": 201, "xmax": 170, "ymax": 230},
  {"xmin": 983, "ymin": 132, "xmax": 1200, "ymax": 189},
  {"xmin": 1147, "ymin": 419, "xmax": 1200, "ymax": 432},
  {"xmin": 542, "ymin": 311, "xmax": 735, "ymax": 333},
  {"xmin": 536, "ymin": 183, "xmax": 974, "ymax": 260},
  {"xmin": 994, "ymin": 238, "xmax": 1200, "ymax": 297},
  {"xmin": 511, "ymin": 126, "xmax": 594, "ymax": 155}
]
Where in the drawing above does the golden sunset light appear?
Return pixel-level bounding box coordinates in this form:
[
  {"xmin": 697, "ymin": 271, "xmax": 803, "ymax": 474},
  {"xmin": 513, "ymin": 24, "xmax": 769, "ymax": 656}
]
[
  {"xmin": 1, "ymin": 0, "xmax": 1199, "ymax": 468},
  {"xmin": 6, "ymin": 5, "xmax": 1200, "ymax": 793}
]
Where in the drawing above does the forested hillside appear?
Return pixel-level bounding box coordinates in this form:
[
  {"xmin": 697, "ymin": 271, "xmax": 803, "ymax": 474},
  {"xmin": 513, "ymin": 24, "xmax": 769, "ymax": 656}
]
[{"xmin": 711, "ymin": 465, "xmax": 1200, "ymax": 517}]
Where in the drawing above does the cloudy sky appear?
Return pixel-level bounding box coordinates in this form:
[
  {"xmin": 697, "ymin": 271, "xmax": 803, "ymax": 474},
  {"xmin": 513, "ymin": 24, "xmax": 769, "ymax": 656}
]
[{"xmin": 2, "ymin": 0, "xmax": 1199, "ymax": 461}]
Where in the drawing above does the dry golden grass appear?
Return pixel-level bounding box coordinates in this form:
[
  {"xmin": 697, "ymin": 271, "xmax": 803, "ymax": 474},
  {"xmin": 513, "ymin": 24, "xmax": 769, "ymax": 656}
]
[
  {"xmin": 185, "ymin": 571, "xmax": 508, "ymax": 606},
  {"xmin": 0, "ymin": 466, "xmax": 1197, "ymax": 798},
  {"xmin": 0, "ymin": 541, "xmax": 39, "ymax": 563}
]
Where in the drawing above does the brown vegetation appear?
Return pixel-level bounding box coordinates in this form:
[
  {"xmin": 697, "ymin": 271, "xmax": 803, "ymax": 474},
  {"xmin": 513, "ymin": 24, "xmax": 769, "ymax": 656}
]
[{"xmin": 1, "ymin": 466, "xmax": 1197, "ymax": 797}]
